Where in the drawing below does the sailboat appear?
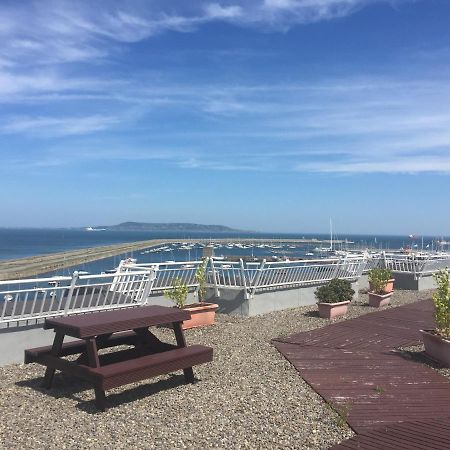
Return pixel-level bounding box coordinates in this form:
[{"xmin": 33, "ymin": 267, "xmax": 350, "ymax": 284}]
[{"xmin": 313, "ymin": 219, "xmax": 336, "ymax": 254}]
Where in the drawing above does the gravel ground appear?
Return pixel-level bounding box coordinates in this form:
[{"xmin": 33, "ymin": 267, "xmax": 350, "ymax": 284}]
[
  {"xmin": 398, "ymin": 345, "xmax": 450, "ymax": 381},
  {"xmin": 0, "ymin": 289, "xmax": 433, "ymax": 450}
]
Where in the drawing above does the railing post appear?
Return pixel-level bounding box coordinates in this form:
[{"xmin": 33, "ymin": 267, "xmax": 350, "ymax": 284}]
[
  {"xmin": 209, "ymin": 258, "xmax": 220, "ymax": 298},
  {"xmin": 382, "ymin": 251, "xmax": 387, "ymax": 269},
  {"xmin": 140, "ymin": 269, "xmax": 156, "ymax": 305},
  {"xmin": 110, "ymin": 259, "xmax": 126, "ymax": 292},
  {"xmin": 331, "ymin": 257, "xmax": 341, "ymax": 279},
  {"xmin": 64, "ymin": 271, "xmax": 79, "ymax": 316},
  {"xmin": 251, "ymin": 259, "xmax": 266, "ymax": 297},
  {"xmin": 239, "ymin": 259, "xmax": 249, "ymax": 300}
]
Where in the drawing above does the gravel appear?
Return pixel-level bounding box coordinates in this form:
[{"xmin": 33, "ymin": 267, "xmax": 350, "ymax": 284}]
[{"xmin": 0, "ymin": 289, "xmax": 434, "ymax": 449}]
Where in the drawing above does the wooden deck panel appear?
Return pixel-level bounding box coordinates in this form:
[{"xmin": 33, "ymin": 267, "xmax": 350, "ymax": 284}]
[{"xmin": 273, "ymin": 300, "xmax": 450, "ymax": 448}]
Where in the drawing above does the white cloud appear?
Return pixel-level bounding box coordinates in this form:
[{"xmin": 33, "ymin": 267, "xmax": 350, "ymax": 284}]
[
  {"xmin": 1, "ymin": 115, "xmax": 119, "ymax": 136},
  {"xmin": 0, "ymin": 1, "xmax": 414, "ymax": 67}
]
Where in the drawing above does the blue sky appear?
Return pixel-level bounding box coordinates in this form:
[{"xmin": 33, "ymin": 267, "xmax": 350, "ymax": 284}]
[{"xmin": 1, "ymin": 0, "xmax": 450, "ymax": 235}]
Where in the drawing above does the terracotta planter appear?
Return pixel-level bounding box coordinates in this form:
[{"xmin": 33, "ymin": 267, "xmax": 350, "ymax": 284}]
[
  {"xmin": 421, "ymin": 329, "xmax": 450, "ymax": 367},
  {"xmin": 318, "ymin": 301, "xmax": 350, "ymax": 319},
  {"xmin": 181, "ymin": 303, "xmax": 219, "ymax": 330},
  {"xmin": 369, "ymin": 279, "xmax": 395, "ymax": 294},
  {"xmin": 368, "ymin": 292, "xmax": 392, "ymax": 307}
]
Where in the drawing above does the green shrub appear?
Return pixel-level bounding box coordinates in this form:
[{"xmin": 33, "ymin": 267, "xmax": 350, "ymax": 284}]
[
  {"xmin": 164, "ymin": 277, "xmax": 189, "ymax": 308},
  {"xmin": 432, "ymin": 269, "xmax": 450, "ymax": 339},
  {"xmin": 315, "ymin": 278, "xmax": 355, "ymax": 304},
  {"xmin": 368, "ymin": 268, "xmax": 393, "ymax": 294},
  {"xmin": 194, "ymin": 258, "xmax": 208, "ymax": 302}
]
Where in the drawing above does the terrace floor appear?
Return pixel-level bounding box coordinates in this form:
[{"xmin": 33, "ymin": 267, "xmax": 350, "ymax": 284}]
[
  {"xmin": 274, "ymin": 300, "xmax": 450, "ymax": 449},
  {"xmin": 0, "ymin": 289, "xmax": 447, "ymax": 449}
]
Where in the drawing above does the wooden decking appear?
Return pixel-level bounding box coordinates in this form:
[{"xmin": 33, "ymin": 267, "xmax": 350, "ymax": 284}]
[{"xmin": 273, "ymin": 300, "xmax": 450, "ymax": 449}]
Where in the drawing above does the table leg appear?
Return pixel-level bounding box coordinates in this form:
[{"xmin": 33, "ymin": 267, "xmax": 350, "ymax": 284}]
[
  {"xmin": 94, "ymin": 387, "xmax": 106, "ymax": 411},
  {"xmin": 86, "ymin": 337, "xmax": 106, "ymax": 411},
  {"xmin": 173, "ymin": 322, "xmax": 195, "ymax": 383},
  {"xmin": 42, "ymin": 331, "xmax": 65, "ymax": 389},
  {"xmin": 134, "ymin": 328, "xmax": 172, "ymax": 353}
]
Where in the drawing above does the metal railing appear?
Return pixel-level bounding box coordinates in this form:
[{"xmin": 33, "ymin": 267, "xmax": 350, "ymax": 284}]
[
  {"xmin": 382, "ymin": 253, "xmax": 450, "ymax": 278},
  {"xmin": 0, "ymin": 268, "xmax": 154, "ymax": 325},
  {"xmin": 211, "ymin": 256, "xmax": 366, "ymax": 297},
  {"xmin": 123, "ymin": 261, "xmax": 204, "ymax": 292}
]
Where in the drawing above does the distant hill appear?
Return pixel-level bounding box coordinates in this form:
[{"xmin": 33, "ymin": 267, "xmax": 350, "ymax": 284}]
[{"xmin": 95, "ymin": 222, "xmax": 242, "ymax": 232}]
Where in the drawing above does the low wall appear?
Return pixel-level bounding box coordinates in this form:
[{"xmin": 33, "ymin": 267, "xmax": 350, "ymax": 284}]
[
  {"xmin": 360, "ymin": 272, "xmax": 437, "ymax": 292},
  {"xmin": 204, "ymin": 282, "xmax": 359, "ymax": 317},
  {"xmin": 392, "ymin": 272, "xmax": 437, "ymax": 291}
]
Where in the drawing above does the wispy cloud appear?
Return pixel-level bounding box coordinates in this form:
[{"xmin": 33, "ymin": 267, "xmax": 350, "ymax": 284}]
[
  {"xmin": 0, "ymin": 1, "xmax": 413, "ymax": 67},
  {"xmin": 2, "ymin": 73, "xmax": 450, "ymax": 173},
  {"xmin": 1, "ymin": 115, "xmax": 119, "ymax": 136},
  {"xmin": 1, "ymin": 0, "xmax": 447, "ymax": 175}
]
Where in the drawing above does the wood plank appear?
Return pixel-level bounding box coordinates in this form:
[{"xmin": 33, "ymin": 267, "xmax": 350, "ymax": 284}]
[{"xmin": 274, "ymin": 299, "xmax": 450, "ymax": 448}]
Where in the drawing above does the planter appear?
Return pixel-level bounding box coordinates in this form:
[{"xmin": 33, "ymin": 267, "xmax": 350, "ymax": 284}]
[
  {"xmin": 368, "ymin": 292, "xmax": 392, "ymax": 307},
  {"xmin": 181, "ymin": 302, "xmax": 219, "ymax": 330},
  {"xmin": 369, "ymin": 279, "xmax": 395, "ymax": 294},
  {"xmin": 421, "ymin": 330, "xmax": 450, "ymax": 367},
  {"xmin": 318, "ymin": 301, "xmax": 350, "ymax": 319}
]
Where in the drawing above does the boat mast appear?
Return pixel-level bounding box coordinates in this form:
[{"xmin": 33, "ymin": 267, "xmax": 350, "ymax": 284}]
[{"xmin": 330, "ymin": 218, "xmax": 333, "ymax": 251}]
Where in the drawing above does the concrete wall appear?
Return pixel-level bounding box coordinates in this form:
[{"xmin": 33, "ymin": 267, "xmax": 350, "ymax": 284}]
[
  {"xmin": 361, "ymin": 272, "xmax": 436, "ymax": 292},
  {"xmin": 358, "ymin": 274, "xmax": 369, "ymax": 291},
  {"xmin": 0, "ymin": 325, "xmax": 77, "ymax": 366},
  {"xmin": 391, "ymin": 272, "xmax": 437, "ymax": 291},
  {"xmin": 203, "ymin": 282, "xmax": 359, "ymax": 317}
]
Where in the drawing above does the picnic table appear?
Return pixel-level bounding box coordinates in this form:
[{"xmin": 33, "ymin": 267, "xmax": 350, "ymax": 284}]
[{"xmin": 24, "ymin": 305, "xmax": 213, "ymax": 410}]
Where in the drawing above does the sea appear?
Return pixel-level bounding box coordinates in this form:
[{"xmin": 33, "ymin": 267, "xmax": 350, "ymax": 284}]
[{"xmin": 0, "ymin": 228, "xmax": 448, "ymax": 279}]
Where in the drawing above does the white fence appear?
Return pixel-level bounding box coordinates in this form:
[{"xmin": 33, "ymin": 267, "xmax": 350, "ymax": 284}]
[
  {"xmin": 381, "ymin": 253, "xmax": 450, "ymax": 278},
  {"xmin": 0, "ymin": 268, "xmax": 154, "ymax": 326},
  {"xmin": 0, "ymin": 256, "xmax": 367, "ymax": 326},
  {"xmin": 208, "ymin": 257, "xmax": 366, "ymax": 297}
]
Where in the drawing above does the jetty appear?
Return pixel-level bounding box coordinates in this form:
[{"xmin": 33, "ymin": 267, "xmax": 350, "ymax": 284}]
[{"xmin": 0, "ymin": 237, "xmax": 346, "ymax": 281}]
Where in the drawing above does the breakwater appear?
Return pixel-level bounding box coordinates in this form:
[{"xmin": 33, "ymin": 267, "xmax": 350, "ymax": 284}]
[{"xmin": 0, "ymin": 237, "xmax": 343, "ymax": 281}]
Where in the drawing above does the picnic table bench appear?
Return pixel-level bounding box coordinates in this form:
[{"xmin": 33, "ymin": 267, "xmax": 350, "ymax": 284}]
[{"xmin": 24, "ymin": 305, "xmax": 213, "ymax": 410}]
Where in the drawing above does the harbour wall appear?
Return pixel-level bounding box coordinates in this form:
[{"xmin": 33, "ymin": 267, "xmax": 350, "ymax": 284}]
[{"xmin": 0, "ymin": 237, "xmax": 346, "ymax": 281}]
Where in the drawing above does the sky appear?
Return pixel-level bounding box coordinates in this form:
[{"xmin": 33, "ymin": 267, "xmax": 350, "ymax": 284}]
[{"xmin": 1, "ymin": 0, "xmax": 450, "ymax": 235}]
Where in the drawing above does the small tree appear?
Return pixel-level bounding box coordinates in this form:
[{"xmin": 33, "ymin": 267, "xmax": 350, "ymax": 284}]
[
  {"xmin": 315, "ymin": 278, "xmax": 355, "ymax": 304},
  {"xmin": 368, "ymin": 268, "xmax": 393, "ymax": 294},
  {"xmin": 195, "ymin": 258, "xmax": 208, "ymax": 303},
  {"xmin": 432, "ymin": 269, "xmax": 450, "ymax": 339},
  {"xmin": 164, "ymin": 277, "xmax": 189, "ymax": 308}
]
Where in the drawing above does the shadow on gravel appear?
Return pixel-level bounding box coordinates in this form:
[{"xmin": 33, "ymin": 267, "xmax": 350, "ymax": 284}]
[
  {"xmin": 17, "ymin": 372, "xmax": 190, "ymax": 414},
  {"xmin": 394, "ymin": 348, "xmax": 445, "ymax": 370},
  {"xmin": 303, "ymin": 310, "xmax": 321, "ymax": 318}
]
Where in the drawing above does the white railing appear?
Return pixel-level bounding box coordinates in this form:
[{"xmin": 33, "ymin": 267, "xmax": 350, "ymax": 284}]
[
  {"xmin": 0, "ymin": 256, "xmax": 366, "ymax": 325},
  {"xmin": 382, "ymin": 253, "xmax": 450, "ymax": 278},
  {"xmin": 124, "ymin": 261, "xmax": 204, "ymax": 292},
  {"xmin": 0, "ymin": 268, "xmax": 154, "ymax": 325},
  {"xmin": 229, "ymin": 257, "xmax": 366, "ymax": 296}
]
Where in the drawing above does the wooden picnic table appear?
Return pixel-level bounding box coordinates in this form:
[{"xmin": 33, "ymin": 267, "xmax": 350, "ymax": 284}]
[{"xmin": 25, "ymin": 305, "xmax": 213, "ymax": 410}]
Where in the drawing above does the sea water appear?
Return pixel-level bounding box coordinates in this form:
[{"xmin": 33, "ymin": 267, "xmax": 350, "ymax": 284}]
[{"xmin": 0, "ymin": 228, "xmax": 447, "ymax": 279}]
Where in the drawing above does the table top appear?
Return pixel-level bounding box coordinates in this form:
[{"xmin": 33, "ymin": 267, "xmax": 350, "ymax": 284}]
[{"xmin": 44, "ymin": 305, "xmax": 190, "ymax": 339}]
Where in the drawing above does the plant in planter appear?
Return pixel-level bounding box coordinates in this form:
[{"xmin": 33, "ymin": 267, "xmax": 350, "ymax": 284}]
[
  {"xmin": 421, "ymin": 269, "xmax": 450, "ymax": 367},
  {"xmin": 315, "ymin": 278, "xmax": 355, "ymax": 319},
  {"xmin": 164, "ymin": 277, "xmax": 189, "ymax": 308},
  {"xmin": 368, "ymin": 268, "xmax": 394, "ymax": 307},
  {"xmin": 195, "ymin": 258, "xmax": 208, "ymax": 302},
  {"xmin": 164, "ymin": 260, "xmax": 218, "ymax": 330},
  {"xmin": 368, "ymin": 268, "xmax": 395, "ymax": 294}
]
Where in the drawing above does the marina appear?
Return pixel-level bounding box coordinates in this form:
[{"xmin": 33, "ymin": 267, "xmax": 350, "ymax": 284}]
[{"xmin": 0, "ymin": 236, "xmax": 354, "ymax": 281}]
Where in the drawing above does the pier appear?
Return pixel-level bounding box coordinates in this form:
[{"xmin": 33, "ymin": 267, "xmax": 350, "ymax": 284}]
[{"xmin": 0, "ymin": 237, "xmax": 345, "ymax": 281}]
